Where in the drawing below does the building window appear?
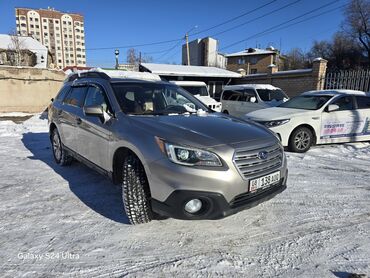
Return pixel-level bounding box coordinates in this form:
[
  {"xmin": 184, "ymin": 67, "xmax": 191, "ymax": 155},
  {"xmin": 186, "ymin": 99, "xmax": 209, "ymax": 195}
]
[
  {"xmin": 250, "ymin": 57, "xmax": 258, "ymax": 65},
  {"xmin": 68, "ymin": 22, "xmax": 72, "ymax": 25},
  {"xmin": 56, "ymin": 27, "xmax": 60, "ymax": 30},
  {"xmin": 35, "ymin": 18, "xmax": 39, "ymax": 22},
  {"xmin": 30, "ymin": 17, "xmax": 33, "ymax": 21},
  {"xmin": 237, "ymin": 58, "xmax": 245, "ymax": 65},
  {"xmin": 57, "ymin": 47, "xmax": 61, "ymax": 50},
  {"xmin": 21, "ymin": 23, "xmax": 26, "ymax": 27},
  {"xmin": 58, "ymin": 59, "xmax": 62, "ymax": 63},
  {"xmin": 250, "ymin": 69, "xmax": 257, "ymax": 74},
  {"xmin": 43, "ymin": 19, "xmax": 47, "ymax": 22},
  {"xmin": 43, "ymin": 26, "xmax": 47, "ymax": 29},
  {"xmin": 35, "ymin": 25, "xmax": 39, "ymax": 28},
  {"xmin": 55, "ymin": 20, "xmax": 59, "ymax": 24},
  {"xmin": 63, "ymin": 21, "xmax": 66, "ymax": 25},
  {"xmin": 30, "ymin": 24, "xmax": 34, "ymax": 28},
  {"xmin": 20, "ymin": 16, "xmax": 26, "ymax": 20}
]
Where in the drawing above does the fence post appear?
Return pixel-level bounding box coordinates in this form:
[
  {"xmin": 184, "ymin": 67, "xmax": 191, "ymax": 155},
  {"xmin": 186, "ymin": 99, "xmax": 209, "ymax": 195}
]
[
  {"xmin": 267, "ymin": 63, "xmax": 278, "ymax": 85},
  {"xmin": 312, "ymin": 58, "xmax": 328, "ymax": 90}
]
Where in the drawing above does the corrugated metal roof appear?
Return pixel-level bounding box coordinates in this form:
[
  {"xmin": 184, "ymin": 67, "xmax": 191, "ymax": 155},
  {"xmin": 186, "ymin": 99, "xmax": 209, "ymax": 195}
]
[{"xmin": 140, "ymin": 63, "xmax": 241, "ymax": 78}]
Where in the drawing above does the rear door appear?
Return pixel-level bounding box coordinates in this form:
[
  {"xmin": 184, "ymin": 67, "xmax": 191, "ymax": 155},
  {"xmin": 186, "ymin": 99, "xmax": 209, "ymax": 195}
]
[
  {"xmin": 59, "ymin": 85, "xmax": 87, "ymax": 152},
  {"xmin": 78, "ymin": 84, "xmax": 113, "ymax": 170},
  {"xmin": 221, "ymin": 89, "xmax": 244, "ymax": 116},
  {"xmin": 320, "ymin": 95, "xmax": 357, "ymax": 143},
  {"xmin": 353, "ymin": 95, "xmax": 370, "ymax": 141}
]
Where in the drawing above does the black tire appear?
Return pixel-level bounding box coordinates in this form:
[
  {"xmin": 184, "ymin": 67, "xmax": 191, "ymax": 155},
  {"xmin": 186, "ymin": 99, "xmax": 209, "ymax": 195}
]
[
  {"xmin": 122, "ymin": 155, "xmax": 153, "ymax": 224},
  {"xmin": 223, "ymin": 110, "xmax": 229, "ymax": 114},
  {"xmin": 288, "ymin": 126, "xmax": 314, "ymax": 153},
  {"xmin": 51, "ymin": 128, "xmax": 72, "ymax": 166}
]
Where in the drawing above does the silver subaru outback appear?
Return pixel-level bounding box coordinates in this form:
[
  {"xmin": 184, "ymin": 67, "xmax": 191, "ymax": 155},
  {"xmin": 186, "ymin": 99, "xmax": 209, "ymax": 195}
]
[{"xmin": 48, "ymin": 71, "xmax": 288, "ymax": 224}]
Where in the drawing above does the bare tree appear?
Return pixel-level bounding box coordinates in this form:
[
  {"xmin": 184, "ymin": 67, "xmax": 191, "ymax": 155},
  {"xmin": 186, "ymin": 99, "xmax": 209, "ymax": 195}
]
[
  {"xmin": 7, "ymin": 31, "xmax": 25, "ymax": 66},
  {"xmin": 342, "ymin": 0, "xmax": 370, "ymax": 65},
  {"xmin": 126, "ymin": 48, "xmax": 153, "ymax": 65},
  {"xmin": 283, "ymin": 48, "xmax": 309, "ymax": 70}
]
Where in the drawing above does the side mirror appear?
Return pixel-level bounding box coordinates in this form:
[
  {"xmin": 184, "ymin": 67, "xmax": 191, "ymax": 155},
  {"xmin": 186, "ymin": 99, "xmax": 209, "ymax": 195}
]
[
  {"xmin": 84, "ymin": 105, "xmax": 103, "ymax": 117},
  {"xmin": 327, "ymin": 104, "xmax": 340, "ymax": 112},
  {"xmin": 250, "ymin": 96, "xmax": 257, "ymax": 103}
]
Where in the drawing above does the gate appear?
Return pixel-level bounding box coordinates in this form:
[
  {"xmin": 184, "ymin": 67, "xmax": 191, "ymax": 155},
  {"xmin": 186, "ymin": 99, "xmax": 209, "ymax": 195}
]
[{"xmin": 324, "ymin": 69, "xmax": 370, "ymax": 92}]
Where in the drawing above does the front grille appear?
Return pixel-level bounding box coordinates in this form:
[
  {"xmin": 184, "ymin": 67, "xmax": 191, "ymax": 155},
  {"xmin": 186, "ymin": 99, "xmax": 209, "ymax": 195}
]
[
  {"xmin": 233, "ymin": 143, "xmax": 283, "ymax": 179},
  {"xmin": 229, "ymin": 180, "xmax": 282, "ymax": 208}
]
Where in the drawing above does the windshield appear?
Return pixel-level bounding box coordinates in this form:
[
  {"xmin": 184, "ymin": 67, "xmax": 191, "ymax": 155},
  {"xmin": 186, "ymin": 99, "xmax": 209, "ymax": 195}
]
[
  {"xmin": 180, "ymin": 86, "xmax": 209, "ymax": 97},
  {"xmin": 278, "ymin": 95, "xmax": 332, "ymax": 110},
  {"xmin": 257, "ymin": 89, "xmax": 288, "ymax": 101},
  {"xmin": 112, "ymin": 83, "xmax": 209, "ymax": 115}
]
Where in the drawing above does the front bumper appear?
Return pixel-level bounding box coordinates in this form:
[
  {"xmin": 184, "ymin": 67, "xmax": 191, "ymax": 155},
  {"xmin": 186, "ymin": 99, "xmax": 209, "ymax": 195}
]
[{"xmin": 151, "ymin": 170, "xmax": 288, "ymax": 220}]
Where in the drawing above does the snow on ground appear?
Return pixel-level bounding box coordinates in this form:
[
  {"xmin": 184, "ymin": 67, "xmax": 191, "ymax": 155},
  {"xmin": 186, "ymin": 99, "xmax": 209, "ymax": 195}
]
[{"xmin": 0, "ymin": 115, "xmax": 369, "ymax": 277}]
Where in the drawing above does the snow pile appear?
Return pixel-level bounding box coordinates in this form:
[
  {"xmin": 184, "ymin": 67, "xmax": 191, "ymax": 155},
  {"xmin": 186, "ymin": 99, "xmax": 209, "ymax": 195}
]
[{"xmin": 0, "ymin": 116, "xmax": 369, "ymax": 277}]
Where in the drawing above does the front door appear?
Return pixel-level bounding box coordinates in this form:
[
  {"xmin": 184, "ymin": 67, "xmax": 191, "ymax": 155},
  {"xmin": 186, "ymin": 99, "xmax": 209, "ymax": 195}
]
[
  {"xmin": 78, "ymin": 84, "xmax": 113, "ymax": 170},
  {"xmin": 320, "ymin": 95, "xmax": 357, "ymax": 143}
]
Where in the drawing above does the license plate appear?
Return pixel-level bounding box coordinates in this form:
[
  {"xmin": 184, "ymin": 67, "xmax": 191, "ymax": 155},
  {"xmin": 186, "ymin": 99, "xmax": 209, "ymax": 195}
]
[{"xmin": 249, "ymin": 171, "xmax": 280, "ymax": 192}]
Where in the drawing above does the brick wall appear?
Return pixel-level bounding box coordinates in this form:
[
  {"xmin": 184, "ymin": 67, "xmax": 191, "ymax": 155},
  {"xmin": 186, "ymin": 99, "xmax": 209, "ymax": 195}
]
[
  {"xmin": 227, "ymin": 53, "xmax": 285, "ymax": 74},
  {"xmin": 233, "ymin": 59, "xmax": 328, "ymax": 97},
  {"xmin": 0, "ymin": 66, "xmax": 65, "ymax": 112}
]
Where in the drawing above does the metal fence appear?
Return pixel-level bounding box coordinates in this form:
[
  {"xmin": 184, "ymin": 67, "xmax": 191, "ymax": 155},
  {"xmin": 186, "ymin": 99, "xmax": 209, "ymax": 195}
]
[{"xmin": 324, "ymin": 69, "xmax": 370, "ymax": 92}]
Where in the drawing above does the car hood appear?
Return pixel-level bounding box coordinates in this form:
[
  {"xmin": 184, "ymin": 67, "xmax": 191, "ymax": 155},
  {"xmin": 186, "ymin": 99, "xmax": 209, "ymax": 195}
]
[
  {"xmin": 195, "ymin": 95, "xmax": 220, "ymax": 105},
  {"xmin": 128, "ymin": 113, "xmax": 274, "ymax": 148},
  {"xmin": 246, "ymin": 107, "xmax": 315, "ymax": 121}
]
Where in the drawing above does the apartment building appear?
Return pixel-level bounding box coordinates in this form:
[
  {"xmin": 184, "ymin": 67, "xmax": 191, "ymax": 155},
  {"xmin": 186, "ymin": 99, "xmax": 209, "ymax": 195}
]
[
  {"xmin": 182, "ymin": 37, "xmax": 226, "ymax": 69},
  {"xmin": 15, "ymin": 7, "xmax": 86, "ymax": 68}
]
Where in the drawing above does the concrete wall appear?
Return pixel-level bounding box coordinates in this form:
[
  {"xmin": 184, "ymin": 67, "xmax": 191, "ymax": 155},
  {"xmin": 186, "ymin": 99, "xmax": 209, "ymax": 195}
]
[
  {"xmin": 0, "ymin": 66, "xmax": 65, "ymax": 112},
  {"xmin": 233, "ymin": 59, "xmax": 328, "ymax": 97}
]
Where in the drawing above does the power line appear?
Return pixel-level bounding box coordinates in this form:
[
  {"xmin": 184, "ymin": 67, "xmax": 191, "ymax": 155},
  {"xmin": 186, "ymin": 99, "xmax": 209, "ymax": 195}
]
[
  {"xmin": 86, "ymin": 38, "xmax": 183, "ymax": 51},
  {"xmin": 185, "ymin": 1, "xmax": 346, "ymax": 64},
  {"xmin": 210, "ymin": 0, "xmax": 302, "ymax": 38},
  {"xmin": 220, "ymin": 0, "xmax": 344, "ymax": 51},
  {"xmin": 191, "ymin": 0, "xmax": 278, "ymax": 36}
]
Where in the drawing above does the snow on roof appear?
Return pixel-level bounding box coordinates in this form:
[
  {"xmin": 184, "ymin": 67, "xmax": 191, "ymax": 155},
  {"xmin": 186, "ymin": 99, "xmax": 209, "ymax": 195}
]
[
  {"xmin": 225, "ymin": 84, "xmax": 281, "ymax": 90},
  {"xmin": 67, "ymin": 67, "xmax": 162, "ymax": 81},
  {"xmin": 140, "ymin": 63, "xmax": 241, "ymax": 78},
  {"xmin": 0, "ymin": 34, "xmax": 48, "ymax": 68},
  {"xmin": 170, "ymin": 81, "xmax": 207, "ymax": 86},
  {"xmin": 302, "ymin": 89, "xmax": 369, "ymax": 96},
  {"xmin": 272, "ymin": 69, "xmax": 312, "ymax": 75},
  {"xmin": 225, "ymin": 48, "xmax": 276, "ymax": 57}
]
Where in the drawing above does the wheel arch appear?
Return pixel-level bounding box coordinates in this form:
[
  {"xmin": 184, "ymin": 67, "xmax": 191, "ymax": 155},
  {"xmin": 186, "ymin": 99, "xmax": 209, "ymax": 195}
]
[
  {"xmin": 112, "ymin": 146, "xmax": 148, "ymax": 185},
  {"xmin": 289, "ymin": 124, "xmax": 317, "ymax": 146}
]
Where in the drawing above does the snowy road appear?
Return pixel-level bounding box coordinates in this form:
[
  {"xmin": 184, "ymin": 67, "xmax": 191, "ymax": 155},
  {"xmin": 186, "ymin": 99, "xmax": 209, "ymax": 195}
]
[{"xmin": 0, "ymin": 115, "xmax": 369, "ymax": 277}]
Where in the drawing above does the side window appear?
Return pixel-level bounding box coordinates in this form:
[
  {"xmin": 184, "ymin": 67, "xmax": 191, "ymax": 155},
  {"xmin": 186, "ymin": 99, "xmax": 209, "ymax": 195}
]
[
  {"xmin": 331, "ymin": 96, "xmax": 354, "ymax": 111},
  {"xmin": 244, "ymin": 89, "xmax": 257, "ymax": 102},
  {"xmin": 64, "ymin": 86, "xmax": 87, "ymax": 107},
  {"xmin": 55, "ymin": 86, "xmax": 71, "ymax": 101},
  {"xmin": 85, "ymin": 85, "xmax": 112, "ymax": 113},
  {"xmin": 224, "ymin": 90, "xmax": 244, "ymax": 101},
  {"xmin": 222, "ymin": 90, "xmax": 233, "ymax": 100},
  {"xmin": 356, "ymin": 96, "xmax": 370, "ymax": 109}
]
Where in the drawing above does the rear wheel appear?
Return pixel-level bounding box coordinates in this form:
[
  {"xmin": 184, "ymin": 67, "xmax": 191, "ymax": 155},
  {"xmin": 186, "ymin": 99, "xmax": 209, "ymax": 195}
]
[
  {"xmin": 223, "ymin": 110, "xmax": 229, "ymax": 114},
  {"xmin": 122, "ymin": 154, "xmax": 153, "ymax": 224},
  {"xmin": 288, "ymin": 127, "xmax": 313, "ymax": 153},
  {"xmin": 51, "ymin": 128, "xmax": 72, "ymax": 166}
]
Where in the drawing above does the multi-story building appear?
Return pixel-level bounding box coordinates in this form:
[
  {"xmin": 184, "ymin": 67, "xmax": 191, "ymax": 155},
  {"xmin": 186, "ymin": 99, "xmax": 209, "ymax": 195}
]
[
  {"xmin": 15, "ymin": 7, "xmax": 86, "ymax": 69},
  {"xmin": 226, "ymin": 47, "xmax": 285, "ymax": 75},
  {"xmin": 182, "ymin": 37, "xmax": 226, "ymax": 69}
]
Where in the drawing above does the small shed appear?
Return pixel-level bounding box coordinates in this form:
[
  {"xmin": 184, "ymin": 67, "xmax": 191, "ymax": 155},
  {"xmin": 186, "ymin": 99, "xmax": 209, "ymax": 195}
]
[{"xmin": 139, "ymin": 63, "xmax": 241, "ymax": 100}]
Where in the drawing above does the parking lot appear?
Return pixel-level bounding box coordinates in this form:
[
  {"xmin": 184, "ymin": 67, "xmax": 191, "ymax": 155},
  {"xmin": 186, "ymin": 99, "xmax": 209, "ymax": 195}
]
[{"xmin": 1, "ymin": 115, "xmax": 369, "ymax": 277}]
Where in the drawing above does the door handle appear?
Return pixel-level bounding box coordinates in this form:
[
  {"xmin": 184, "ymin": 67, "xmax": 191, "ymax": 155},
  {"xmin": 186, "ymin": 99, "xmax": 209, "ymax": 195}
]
[
  {"xmin": 57, "ymin": 110, "xmax": 62, "ymax": 116},
  {"xmin": 76, "ymin": 117, "xmax": 82, "ymax": 125}
]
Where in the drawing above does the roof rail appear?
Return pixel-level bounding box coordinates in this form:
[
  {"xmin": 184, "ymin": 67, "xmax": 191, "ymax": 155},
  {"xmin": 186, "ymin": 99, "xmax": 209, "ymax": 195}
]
[{"xmin": 66, "ymin": 71, "xmax": 111, "ymax": 82}]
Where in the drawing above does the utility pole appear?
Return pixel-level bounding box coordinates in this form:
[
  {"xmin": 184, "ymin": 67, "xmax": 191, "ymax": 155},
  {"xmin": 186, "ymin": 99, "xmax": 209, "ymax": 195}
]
[
  {"xmin": 185, "ymin": 33, "xmax": 190, "ymax": 66},
  {"xmin": 139, "ymin": 51, "xmax": 142, "ymax": 64},
  {"xmin": 115, "ymin": 49, "xmax": 119, "ymax": 69}
]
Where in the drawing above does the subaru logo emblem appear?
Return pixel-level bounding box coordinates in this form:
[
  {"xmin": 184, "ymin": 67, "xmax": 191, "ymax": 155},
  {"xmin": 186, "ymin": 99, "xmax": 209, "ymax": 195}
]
[{"xmin": 257, "ymin": 151, "xmax": 268, "ymax": 160}]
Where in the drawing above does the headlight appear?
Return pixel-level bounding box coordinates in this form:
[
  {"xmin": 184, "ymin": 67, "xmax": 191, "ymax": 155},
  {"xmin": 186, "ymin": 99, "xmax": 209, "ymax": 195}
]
[
  {"xmin": 155, "ymin": 137, "xmax": 222, "ymax": 167},
  {"xmin": 263, "ymin": 119, "xmax": 290, "ymax": 128}
]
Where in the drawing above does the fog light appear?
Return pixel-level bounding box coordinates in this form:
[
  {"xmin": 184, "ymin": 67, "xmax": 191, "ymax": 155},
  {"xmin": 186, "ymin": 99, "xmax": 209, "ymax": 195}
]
[{"xmin": 184, "ymin": 199, "xmax": 202, "ymax": 214}]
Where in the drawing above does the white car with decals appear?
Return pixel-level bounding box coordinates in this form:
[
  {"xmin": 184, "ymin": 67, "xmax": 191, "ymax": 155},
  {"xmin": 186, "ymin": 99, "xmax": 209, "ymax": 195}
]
[{"xmin": 245, "ymin": 90, "xmax": 370, "ymax": 152}]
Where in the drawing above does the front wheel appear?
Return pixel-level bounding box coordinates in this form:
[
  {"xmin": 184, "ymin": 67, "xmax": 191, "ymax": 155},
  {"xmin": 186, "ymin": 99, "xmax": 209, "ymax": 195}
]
[
  {"xmin": 122, "ymin": 155, "xmax": 153, "ymax": 224},
  {"xmin": 288, "ymin": 127, "xmax": 314, "ymax": 153}
]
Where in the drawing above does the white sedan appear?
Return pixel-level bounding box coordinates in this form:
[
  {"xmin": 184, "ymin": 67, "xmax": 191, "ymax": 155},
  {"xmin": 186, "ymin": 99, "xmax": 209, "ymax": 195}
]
[{"xmin": 246, "ymin": 90, "xmax": 370, "ymax": 152}]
